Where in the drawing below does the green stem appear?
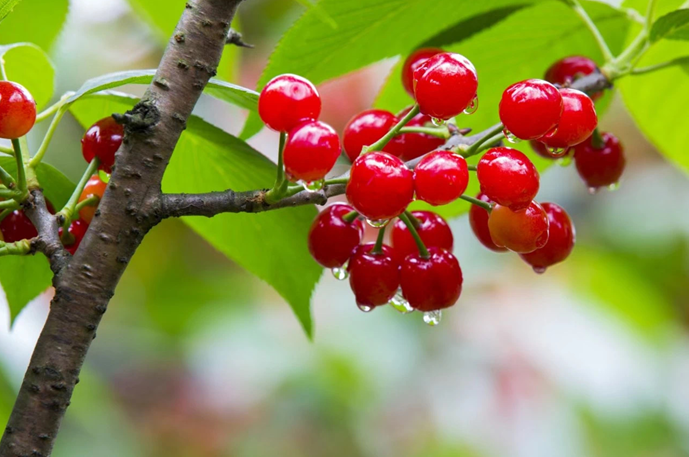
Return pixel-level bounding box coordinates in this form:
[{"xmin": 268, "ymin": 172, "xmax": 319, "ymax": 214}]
[
  {"xmin": 460, "ymin": 194, "xmax": 492, "ymax": 212},
  {"xmin": 645, "ymin": 0, "xmax": 658, "ymax": 30},
  {"xmin": 462, "ymin": 123, "xmax": 504, "ymax": 158},
  {"xmin": 0, "ymin": 208, "xmax": 12, "ymax": 223},
  {"xmin": 342, "ymin": 210, "xmax": 359, "ymax": 223},
  {"xmin": 0, "ymin": 188, "xmax": 22, "ymax": 199},
  {"xmin": 264, "ymin": 132, "xmax": 289, "ymax": 204},
  {"xmin": 405, "ymin": 210, "xmax": 421, "ymax": 228},
  {"xmin": 0, "ymin": 165, "xmax": 15, "ymax": 189},
  {"xmin": 0, "ymin": 239, "xmax": 31, "ymax": 256},
  {"xmin": 58, "ymin": 158, "xmax": 100, "ymax": 225},
  {"xmin": 30, "ymin": 106, "xmax": 68, "ymax": 168},
  {"xmin": 74, "ymin": 195, "xmax": 99, "ymax": 215},
  {"xmin": 0, "ymin": 199, "xmax": 21, "ymax": 210},
  {"xmin": 568, "ymin": 0, "xmax": 614, "ymax": 62},
  {"xmin": 11, "ymin": 139, "xmax": 26, "ymax": 193},
  {"xmin": 284, "ymin": 176, "xmax": 349, "ymax": 198},
  {"xmin": 0, "ymin": 145, "xmax": 14, "ymax": 156},
  {"xmin": 363, "ymin": 105, "xmax": 420, "ymax": 153},
  {"xmin": 399, "ymin": 211, "xmax": 429, "ymax": 258},
  {"xmin": 397, "ymin": 125, "xmax": 450, "ymax": 139},
  {"xmin": 467, "ymin": 164, "xmax": 477, "ymax": 171},
  {"xmin": 631, "ymin": 58, "xmax": 688, "ymax": 75},
  {"xmin": 371, "ymin": 225, "xmax": 386, "ymax": 254}
]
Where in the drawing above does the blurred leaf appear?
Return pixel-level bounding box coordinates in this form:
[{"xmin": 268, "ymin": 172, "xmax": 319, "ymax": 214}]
[
  {"xmin": 0, "ymin": 157, "xmax": 74, "ymax": 209},
  {"xmin": 0, "ymin": 43, "xmax": 54, "ymax": 110},
  {"xmin": 650, "ymin": 8, "xmax": 689, "ymax": 42},
  {"xmin": 291, "ymin": 0, "xmax": 338, "ymax": 29},
  {"xmin": 0, "ymin": 0, "xmax": 68, "ymax": 51},
  {"xmin": 69, "ymin": 93, "xmax": 320, "ymax": 338},
  {"xmin": 0, "ymin": 0, "xmax": 22, "ymax": 23}
]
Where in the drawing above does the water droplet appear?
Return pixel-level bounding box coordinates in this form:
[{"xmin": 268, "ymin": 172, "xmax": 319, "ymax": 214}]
[
  {"xmin": 331, "ymin": 266, "xmax": 349, "ymax": 281},
  {"xmin": 607, "ymin": 182, "xmax": 620, "ymax": 192},
  {"xmin": 389, "ymin": 289, "xmax": 413, "ymax": 314},
  {"xmin": 463, "ymin": 96, "xmax": 479, "ymax": 115},
  {"xmin": 366, "ymin": 218, "xmax": 390, "ymax": 228},
  {"xmin": 502, "ymin": 128, "xmax": 521, "ymax": 144},
  {"xmin": 532, "ymin": 266, "xmax": 547, "ymax": 274},
  {"xmin": 298, "ymin": 179, "xmax": 325, "ymax": 192},
  {"xmin": 357, "ymin": 303, "xmax": 373, "ymax": 313},
  {"xmin": 431, "ymin": 117, "xmax": 446, "ymax": 127},
  {"xmin": 549, "ymin": 147, "xmax": 566, "ymax": 156},
  {"xmin": 588, "ymin": 187, "xmax": 599, "ymax": 195},
  {"xmin": 423, "ymin": 310, "xmax": 442, "ymax": 326}
]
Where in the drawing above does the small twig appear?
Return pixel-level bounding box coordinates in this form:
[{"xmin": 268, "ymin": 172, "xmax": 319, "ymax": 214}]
[{"xmin": 226, "ymin": 29, "xmax": 253, "ymax": 48}]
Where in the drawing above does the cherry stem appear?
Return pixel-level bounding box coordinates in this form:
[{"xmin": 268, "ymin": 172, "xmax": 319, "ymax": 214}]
[
  {"xmin": 265, "ymin": 132, "xmax": 289, "ymax": 204},
  {"xmin": 462, "ymin": 123, "xmax": 504, "ymax": 158},
  {"xmin": 30, "ymin": 105, "xmax": 69, "ymax": 168},
  {"xmin": 0, "ymin": 164, "xmax": 16, "ymax": 190},
  {"xmin": 0, "ymin": 239, "xmax": 31, "ymax": 257},
  {"xmin": 11, "ymin": 139, "xmax": 27, "ymax": 194},
  {"xmin": 0, "ymin": 208, "xmax": 12, "ymax": 223},
  {"xmin": 460, "ymin": 194, "xmax": 492, "ymax": 212},
  {"xmin": 342, "ymin": 210, "xmax": 359, "ymax": 223},
  {"xmin": 74, "ymin": 195, "xmax": 99, "ymax": 214},
  {"xmin": 363, "ymin": 104, "xmax": 420, "ymax": 153},
  {"xmin": 58, "ymin": 157, "xmax": 100, "ymax": 227},
  {"xmin": 0, "ymin": 199, "xmax": 21, "ymax": 209},
  {"xmin": 0, "ymin": 145, "xmax": 14, "ymax": 156},
  {"xmin": 283, "ymin": 176, "xmax": 348, "ymax": 198},
  {"xmin": 398, "ymin": 125, "xmax": 450, "ymax": 139},
  {"xmin": 371, "ymin": 225, "xmax": 386, "ymax": 255},
  {"xmin": 631, "ymin": 57, "xmax": 689, "ymax": 76},
  {"xmin": 591, "ymin": 129, "xmax": 606, "ymax": 149},
  {"xmin": 399, "ymin": 211, "xmax": 429, "ymax": 259},
  {"xmin": 404, "ymin": 210, "xmax": 421, "ymax": 228},
  {"xmin": 467, "ymin": 164, "xmax": 477, "ymax": 171},
  {"xmin": 567, "ymin": 0, "xmax": 614, "ymax": 62},
  {"xmin": 0, "ymin": 188, "xmax": 22, "ymax": 199}
]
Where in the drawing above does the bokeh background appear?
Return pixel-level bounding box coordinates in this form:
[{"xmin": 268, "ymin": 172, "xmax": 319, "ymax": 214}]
[{"xmin": 0, "ymin": 0, "xmax": 688, "ymax": 456}]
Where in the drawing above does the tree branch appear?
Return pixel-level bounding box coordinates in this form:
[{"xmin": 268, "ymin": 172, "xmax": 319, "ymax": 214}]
[{"xmin": 24, "ymin": 190, "xmax": 70, "ymax": 274}]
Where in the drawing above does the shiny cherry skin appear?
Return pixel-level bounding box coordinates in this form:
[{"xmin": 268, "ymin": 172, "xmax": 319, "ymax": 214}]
[
  {"xmin": 308, "ymin": 203, "xmax": 364, "ymax": 268},
  {"xmin": 539, "ymin": 88, "xmax": 597, "ymax": 149},
  {"xmin": 519, "ymin": 203, "xmax": 575, "ymax": 273},
  {"xmin": 0, "ymin": 200, "xmax": 54, "ymax": 242},
  {"xmin": 78, "ymin": 174, "xmax": 108, "ymax": 223},
  {"xmin": 414, "ymin": 150, "xmax": 468, "ymax": 206},
  {"xmin": 469, "ymin": 193, "xmax": 506, "ymax": 252},
  {"xmin": 530, "ymin": 140, "xmax": 568, "ymax": 159},
  {"xmin": 283, "ymin": 120, "xmax": 340, "ymax": 182},
  {"xmin": 573, "ymin": 132, "xmax": 625, "ymax": 190},
  {"xmin": 81, "ymin": 116, "xmax": 124, "ymax": 173},
  {"xmin": 401, "ymin": 47, "xmax": 443, "ymax": 97},
  {"xmin": 499, "ymin": 79, "xmax": 563, "ymax": 140},
  {"xmin": 343, "ymin": 109, "xmax": 398, "ymax": 162},
  {"xmin": 413, "ymin": 52, "xmax": 478, "ymax": 120},
  {"xmin": 258, "ymin": 74, "xmax": 321, "ymax": 132},
  {"xmin": 545, "ymin": 56, "xmax": 602, "ymax": 100},
  {"xmin": 400, "ymin": 247, "xmax": 463, "ymax": 312},
  {"xmin": 387, "ymin": 108, "xmax": 445, "ymax": 161},
  {"xmin": 477, "ymin": 147, "xmax": 539, "ymax": 211},
  {"xmin": 488, "ymin": 201, "xmax": 550, "ymax": 253},
  {"xmin": 348, "ymin": 243, "xmax": 400, "ymax": 309},
  {"xmin": 59, "ymin": 219, "xmax": 89, "ymax": 255},
  {"xmin": 0, "ymin": 81, "xmax": 36, "ymax": 139},
  {"xmin": 391, "ymin": 211, "xmax": 453, "ymax": 261},
  {"xmin": 346, "ymin": 151, "xmax": 414, "ymax": 221}
]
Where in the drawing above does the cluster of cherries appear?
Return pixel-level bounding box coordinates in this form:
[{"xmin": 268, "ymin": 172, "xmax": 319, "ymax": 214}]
[{"xmin": 258, "ymin": 49, "xmax": 627, "ymax": 324}]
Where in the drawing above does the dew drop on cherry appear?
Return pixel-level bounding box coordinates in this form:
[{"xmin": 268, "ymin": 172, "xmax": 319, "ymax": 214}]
[
  {"xmin": 431, "ymin": 117, "xmax": 446, "ymax": 127},
  {"xmin": 423, "ymin": 310, "xmax": 442, "ymax": 326},
  {"xmin": 502, "ymin": 128, "xmax": 521, "ymax": 144},
  {"xmin": 366, "ymin": 218, "xmax": 390, "ymax": 228},
  {"xmin": 298, "ymin": 179, "xmax": 325, "ymax": 192},
  {"xmin": 588, "ymin": 187, "xmax": 599, "ymax": 195},
  {"xmin": 532, "ymin": 266, "xmax": 547, "ymax": 275},
  {"xmin": 357, "ymin": 303, "xmax": 373, "ymax": 313},
  {"xmin": 463, "ymin": 96, "xmax": 479, "ymax": 115},
  {"xmin": 331, "ymin": 265, "xmax": 349, "ymax": 281},
  {"xmin": 389, "ymin": 289, "xmax": 413, "ymax": 314},
  {"xmin": 607, "ymin": 182, "xmax": 620, "ymax": 192}
]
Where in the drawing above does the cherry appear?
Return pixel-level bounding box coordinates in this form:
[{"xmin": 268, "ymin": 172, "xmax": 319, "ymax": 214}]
[
  {"xmin": 499, "ymin": 79, "xmax": 563, "ymax": 140},
  {"xmin": 348, "ymin": 243, "xmax": 400, "ymax": 309},
  {"xmin": 387, "ymin": 108, "xmax": 445, "ymax": 161},
  {"xmin": 414, "ymin": 150, "xmax": 468, "ymax": 206},
  {"xmin": 78, "ymin": 174, "xmax": 108, "ymax": 223},
  {"xmin": 401, "ymin": 48, "xmax": 443, "ymax": 97},
  {"xmin": 0, "ymin": 211, "xmax": 36, "ymax": 242},
  {"xmin": 519, "ymin": 203, "xmax": 575, "ymax": 273},
  {"xmin": 346, "ymin": 151, "xmax": 414, "ymax": 221},
  {"xmin": 283, "ymin": 120, "xmax": 340, "ymax": 183},
  {"xmin": 573, "ymin": 131, "xmax": 625, "ymax": 190},
  {"xmin": 539, "ymin": 88, "xmax": 597, "ymax": 149},
  {"xmin": 391, "ymin": 211, "xmax": 453, "ymax": 261},
  {"xmin": 343, "ymin": 109, "xmax": 398, "ymax": 162},
  {"xmin": 477, "ymin": 147, "xmax": 539, "ymax": 210},
  {"xmin": 545, "ymin": 56, "xmax": 602, "ymax": 100},
  {"xmin": 469, "ymin": 193, "xmax": 506, "ymax": 252},
  {"xmin": 59, "ymin": 219, "xmax": 89, "ymax": 255},
  {"xmin": 258, "ymin": 74, "xmax": 321, "ymax": 132},
  {"xmin": 81, "ymin": 116, "xmax": 124, "ymax": 173},
  {"xmin": 488, "ymin": 201, "xmax": 549, "ymax": 253},
  {"xmin": 530, "ymin": 140, "xmax": 568, "ymax": 159},
  {"xmin": 308, "ymin": 203, "xmax": 364, "ymax": 268},
  {"xmin": 413, "ymin": 52, "xmax": 478, "ymax": 120},
  {"xmin": 0, "ymin": 81, "xmax": 36, "ymax": 139},
  {"xmin": 400, "ymin": 247, "xmax": 463, "ymax": 312}
]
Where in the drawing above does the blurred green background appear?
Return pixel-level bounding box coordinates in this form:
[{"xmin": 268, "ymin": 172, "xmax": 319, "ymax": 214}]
[{"xmin": 0, "ymin": 0, "xmax": 688, "ymax": 456}]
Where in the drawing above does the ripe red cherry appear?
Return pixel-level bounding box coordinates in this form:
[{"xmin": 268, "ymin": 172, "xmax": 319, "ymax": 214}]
[
  {"xmin": 346, "ymin": 151, "xmax": 414, "ymax": 221},
  {"xmin": 343, "ymin": 109, "xmax": 398, "ymax": 162},
  {"xmin": 499, "ymin": 79, "xmax": 563, "ymax": 140},
  {"xmin": 79, "ymin": 174, "xmax": 108, "ymax": 223},
  {"xmin": 258, "ymin": 74, "xmax": 321, "ymax": 132},
  {"xmin": 81, "ymin": 116, "xmax": 124, "ymax": 173},
  {"xmin": 400, "ymin": 247, "xmax": 463, "ymax": 312},
  {"xmin": 414, "ymin": 150, "xmax": 468, "ymax": 206},
  {"xmin": 391, "ymin": 211, "xmax": 453, "ymax": 261},
  {"xmin": 348, "ymin": 243, "xmax": 400, "ymax": 309},
  {"xmin": 59, "ymin": 219, "xmax": 89, "ymax": 255},
  {"xmin": 519, "ymin": 203, "xmax": 575, "ymax": 273},
  {"xmin": 0, "ymin": 81, "xmax": 36, "ymax": 139},
  {"xmin": 530, "ymin": 140, "xmax": 568, "ymax": 159},
  {"xmin": 477, "ymin": 147, "xmax": 539, "ymax": 210},
  {"xmin": 308, "ymin": 203, "xmax": 364, "ymax": 268},
  {"xmin": 401, "ymin": 48, "xmax": 443, "ymax": 97},
  {"xmin": 413, "ymin": 52, "xmax": 478, "ymax": 120},
  {"xmin": 0, "ymin": 201, "xmax": 54, "ymax": 242},
  {"xmin": 469, "ymin": 193, "xmax": 506, "ymax": 252},
  {"xmin": 283, "ymin": 120, "xmax": 340, "ymax": 182},
  {"xmin": 545, "ymin": 56, "xmax": 602, "ymax": 100},
  {"xmin": 539, "ymin": 88, "xmax": 597, "ymax": 149},
  {"xmin": 387, "ymin": 108, "xmax": 445, "ymax": 161},
  {"xmin": 573, "ymin": 132, "xmax": 625, "ymax": 190},
  {"xmin": 488, "ymin": 201, "xmax": 550, "ymax": 253}
]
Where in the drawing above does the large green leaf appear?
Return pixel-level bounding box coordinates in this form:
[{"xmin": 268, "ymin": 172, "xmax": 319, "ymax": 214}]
[
  {"xmin": 0, "ymin": 0, "xmax": 22, "ymax": 23},
  {"xmin": 0, "ymin": 43, "xmax": 54, "ymax": 110},
  {"xmin": 68, "ymin": 93, "xmax": 321, "ymax": 338},
  {"xmin": 0, "ymin": 0, "xmax": 68, "ymax": 51},
  {"xmin": 650, "ymin": 8, "xmax": 689, "ymax": 42}
]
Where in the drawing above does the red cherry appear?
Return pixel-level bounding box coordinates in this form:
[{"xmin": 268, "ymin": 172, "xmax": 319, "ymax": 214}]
[
  {"xmin": 400, "ymin": 247, "xmax": 463, "ymax": 312},
  {"xmin": 391, "ymin": 211, "xmax": 453, "ymax": 261},
  {"xmin": 308, "ymin": 203, "xmax": 364, "ymax": 268},
  {"xmin": 0, "ymin": 81, "xmax": 36, "ymax": 139},
  {"xmin": 346, "ymin": 151, "xmax": 414, "ymax": 221},
  {"xmin": 488, "ymin": 201, "xmax": 550, "ymax": 253},
  {"xmin": 477, "ymin": 147, "xmax": 539, "ymax": 211},
  {"xmin": 0, "ymin": 200, "xmax": 53, "ymax": 242},
  {"xmin": 348, "ymin": 243, "xmax": 400, "ymax": 309},
  {"xmin": 258, "ymin": 74, "xmax": 321, "ymax": 132},
  {"xmin": 519, "ymin": 203, "xmax": 575, "ymax": 273},
  {"xmin": 539, "ymin": 88, "xmax": 597, "ymax": 149},
  {"xmin": 59, "ymin": 219, "xmax": 89, "ymax": 255},
  {"xmin": 78, "ymin": 174, "xmax": 108, "ymax": 224},
  {"xmin": 387, "ymin": 108, "xmax": 445, "ymax": 161},
  {"xmin": 81, "ymin": 116, "xmax": 124, "ymax": 173},
  {"xmin": 343, "ymin": 109, "xmax": 398, "ymax": 162},
  {"xmin": 283, "ymin": 120, "xmax": 340, "ymax": 183},
  {"xmin": 499, "ymin": 79, "xmax": 563, "ymax": 140},
  {"xmin": 401, "ymin": 48, "xmax": 443, "ymax": 97},
  {"xmin": 469, "ymin": 193, "xmax": 506, "ymax": 252},
  {"xmin": 414, "ymin": 150, "xmax": 468, "ymax": 206},
  {"xmin": 545, "ymin": 56, "xmax": 602, "ymax": 100},
  {"xmin": 413, "ymin": 52, "xmax": 478, "ymax": 120},
  {"xmin": 573, "ymin": 132, "xmax": 625, "ymax": 190},
  {"xmin": 530, "ymin": 140, "xmax": 568, "ymax": 159}
]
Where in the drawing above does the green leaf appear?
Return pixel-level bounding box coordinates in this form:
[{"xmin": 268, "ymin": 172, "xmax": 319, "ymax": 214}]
[
  {"xmin": 291, "ymin": 0, "xmax": 338, "ymax": 29},
  {"xmin": 0, "ymin": 0, "xmax": 22, "ymax": 23},
  {"xmin": 0, "ymin": 0, "xmax": 68, "ymax": 51},
  {"xmin": 650, "ymin": 8, "xmax": 689, "ymax": 42},
  {"xmin": 0, "ymin": 158, "xmax": 74, "ymax": 209},
  {"xmin": 68, "ymin": 93, "xmax": 320, "ymax": 338},
  {"xmin": 0, "ymin": 43, "xmax": 54, "ymax": 110}
]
